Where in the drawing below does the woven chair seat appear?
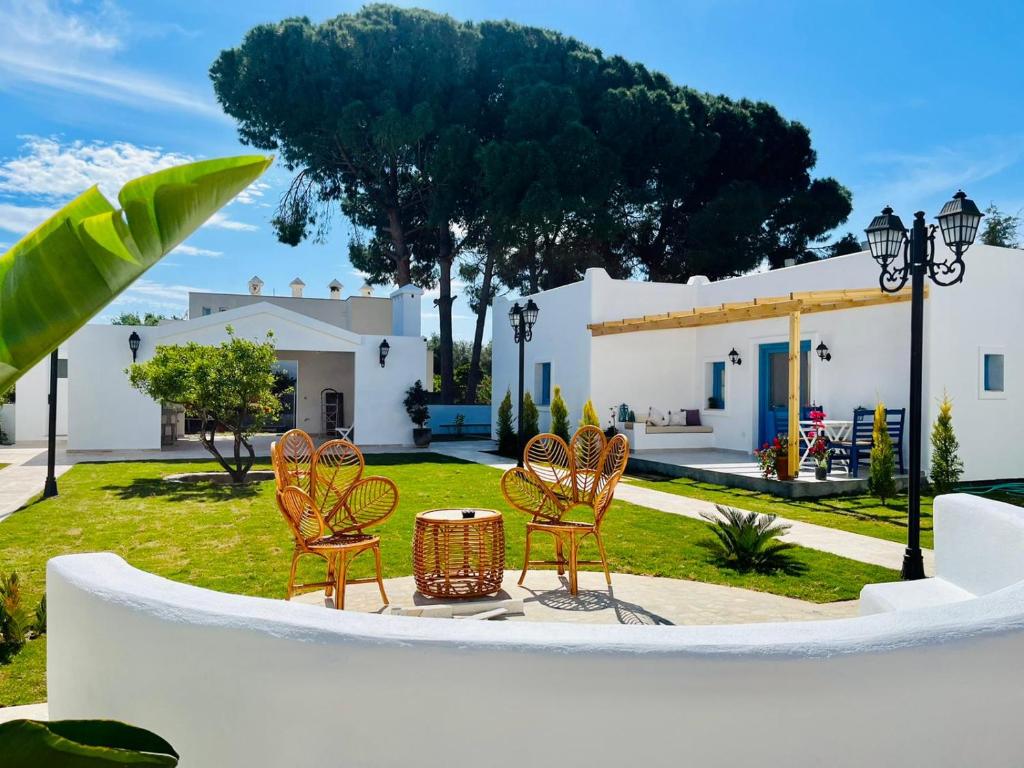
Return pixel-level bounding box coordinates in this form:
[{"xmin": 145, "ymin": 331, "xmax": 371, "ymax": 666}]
[{"xmin": 309, "ymin": 532, "xmax": 377, "ymax": 549}]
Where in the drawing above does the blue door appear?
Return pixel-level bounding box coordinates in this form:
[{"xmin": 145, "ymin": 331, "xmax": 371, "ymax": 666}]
[{"xmin": 757, "ymin": 340, "xmax": 811, "ymax": 448}]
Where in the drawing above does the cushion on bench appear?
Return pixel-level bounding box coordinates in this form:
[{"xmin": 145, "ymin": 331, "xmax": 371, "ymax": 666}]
[{"xmin": 644, "ymin": 425, "xmax": 713, "ymax": 434}]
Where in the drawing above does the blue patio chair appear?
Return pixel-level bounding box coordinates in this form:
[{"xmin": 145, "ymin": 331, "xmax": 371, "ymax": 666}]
[{"xmin": 831, "ymin": 407, "xmax": 905, "ymax": 477}]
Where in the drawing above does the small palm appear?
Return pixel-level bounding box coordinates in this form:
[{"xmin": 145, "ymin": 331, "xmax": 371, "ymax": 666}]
[{"xmin": 700, "ymin": 504, "xmax": 795, "ymax": 572}]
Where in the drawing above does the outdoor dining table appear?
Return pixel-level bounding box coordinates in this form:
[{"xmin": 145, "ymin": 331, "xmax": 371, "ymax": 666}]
[{"xmin": 798, "ymin": 419, "xmax": 853, "ymax": 470}]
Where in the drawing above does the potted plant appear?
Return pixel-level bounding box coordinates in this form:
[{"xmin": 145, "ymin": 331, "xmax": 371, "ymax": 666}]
[
  {"xmin": 755, "ymin": 435, "xmax": 792, "ymax": 480},
  {"xmin": 404, "ymin": 380, "xmax": 431, "ymax": 447},
  {"xmin": 806, "ymin": 408, "xmax": 832, "ymax": 481}
]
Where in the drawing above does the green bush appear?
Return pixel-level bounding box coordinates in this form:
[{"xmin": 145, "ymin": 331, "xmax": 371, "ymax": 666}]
[
  {"xmin": 522, "ymin": 391, "xmax": 540, "ymax": 444},
  {"xmin": 869, "ymin": 401, "xmax": 897, "ymax": 504},
  {"xmin": 0, "ymin": 571, "xmax": 27, "ymax": 650},
  {"xmin": 403, "ymin": 380, "xmax": 430, "ymax": 428},
  {"xmin": 550, "ymin": 386, "xmax": 570, "ymax": 443},
  {"xmin": 930, "ymin": 393, "xmax": 963, "ymax": 494},
  {"xmin": 497, "ymin": 389, "xmax": 517, "ymax": 457},
  {"xmin": 580, "ymin": 399, "xmax": 600, "ymax": 428},
  {"xmin": 700, "ymin": 505, "xmax": 796, "ymax": 573}
]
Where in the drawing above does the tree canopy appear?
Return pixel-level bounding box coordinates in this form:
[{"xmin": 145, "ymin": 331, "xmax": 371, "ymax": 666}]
[
  {"xmin": 212, "ymin": 5, "xmax": 851, "ymax": 402},
  {"xmin": 981, "ymin": 203, "xmax": 1021, "ymax": 249}
]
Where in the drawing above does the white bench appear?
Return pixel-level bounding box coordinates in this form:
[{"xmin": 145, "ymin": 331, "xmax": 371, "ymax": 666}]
[
  {"xmin": 617, "ymin": 421, "xmax": 714, "ymax": 451},
  {"xmin": 860, "ymin": 493, "xmax": 1024, "ymax": 615}
]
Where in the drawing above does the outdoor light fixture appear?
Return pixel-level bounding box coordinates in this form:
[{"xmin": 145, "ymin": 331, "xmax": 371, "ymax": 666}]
[
  {"xmin": 864, "ymin": 190, "xmax": 982, "ymax": 580},
  {"xmin": 509, "ymin": 299, "xmax": 540, "ymax": 466},
  {"xmin": 378, "ymin": 338, "xmax": 390, "ymax": 368},
  {"xmin": 816, "ymin": 342, "xmax": 831, "ymax": 362},
  {"xmin": 728, "ymin": 348, "xmax": 742, "ymax": 366},
  {"xmin": 128, "ymin": 331, "xmax": 141, "ymax": 363}
]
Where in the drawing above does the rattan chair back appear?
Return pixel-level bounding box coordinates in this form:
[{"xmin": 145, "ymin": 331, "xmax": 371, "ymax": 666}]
[
  {"xmin": 277, "ymin": 486, "xmax": 326, "ymax": 545},
  {"xmin": 276, "ymin": 428, "xmax": 316, "ymax": 494},
  {"xmin": 312, "ymin": 438, "xmax": 364, "ymax": 510},
  {"xmin": 524, "ymin": 433, "xmax": 574, "ymax": 501},
  {"xmin": 592, "ymin": 433, "xmax": 629, "ymax": 524}
]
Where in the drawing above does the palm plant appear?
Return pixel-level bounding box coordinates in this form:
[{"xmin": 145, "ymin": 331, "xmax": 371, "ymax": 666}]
[
  {"xmin": 700, "ymin": 504, "xmax": 795, "ymax": 573},
  {"xmin": 0, "ymin": 155, "xmax": 272, "ymax": 393}
]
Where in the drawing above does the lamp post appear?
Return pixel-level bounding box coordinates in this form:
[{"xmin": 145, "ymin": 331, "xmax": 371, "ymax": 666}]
[
  {"xmin": 42, "ymin": 349, "xmax": 59, "ymax": 499},
  {"xmin": 865, "ymin": 190, "xmax": 982, "ymax": 580},
  {"xmin": 508, "ymin": 299, "xmax": 539, "ymax": 467}
]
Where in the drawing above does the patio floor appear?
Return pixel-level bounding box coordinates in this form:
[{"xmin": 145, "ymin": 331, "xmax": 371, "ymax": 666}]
[
  {"xmin": 628, "ymin": 448, "xmax": 908, "ymax": 499},
  {"xmin": 295, "ymin": 570, "xmax": 858, "ymax": 625}
]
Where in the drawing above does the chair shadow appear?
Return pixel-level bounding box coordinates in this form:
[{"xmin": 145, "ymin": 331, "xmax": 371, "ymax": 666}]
[
  {"xmin": 99, "ymin": 477, "xmax": 263, "ymax": 502},
  {"xmin": 519, "ymin": 582, "xmax": 674, "ymax": 626}
]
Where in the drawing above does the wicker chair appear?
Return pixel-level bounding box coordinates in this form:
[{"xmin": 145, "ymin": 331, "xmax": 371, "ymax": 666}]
[
  {"xmin": 270, "ymin": 431, "xmax": 399, "ymax": 608},
  {"xmin": 276, "ymin": 486, "xmax": 388, "ymax": 610},
  {"xmin": 501, "ymin": 426, "xmax": 629, "ymax": 595}
]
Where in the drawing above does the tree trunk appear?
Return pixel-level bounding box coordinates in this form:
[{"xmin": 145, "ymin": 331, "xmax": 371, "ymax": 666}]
[
  {"xmin": 229, "ymin": 431, "xmax": 256, "ymax": 483},
  {"xmin": 465, "ymin": 241, "xmax": 496, "ymax": 405},
  {"xmin": 386, "ymin": 207, "xmax": 412, "ymax": 287},
  {"xmin": 437, "ymin": 223, "xmax": 456, "ymax": 404}
]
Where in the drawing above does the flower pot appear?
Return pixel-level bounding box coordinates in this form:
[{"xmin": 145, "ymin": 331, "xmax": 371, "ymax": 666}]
[
  {"xmin": 413, "ymin": 427, "xmax": 432, "ymax": 448},
  {"xmin": 815, "ymin": 465, "xmax": 828, "ymax": 481},
  {"xmin": 776, "ymin": 454, "xmax": 792, "ymax": 481}
]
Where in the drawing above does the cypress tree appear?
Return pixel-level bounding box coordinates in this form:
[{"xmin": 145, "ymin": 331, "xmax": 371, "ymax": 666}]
[
  {"xmin": 580, "ymin": 399, "xmax": 601, "ymax": 428},
  {"xmin": 869, "ymin": 401, "xmax": 897, "ymax": 504},
  {"xmin": 522, "ymin": 392, "xmax": 540, "ymax": 443},
  {"xmin": 497, "ymin": 389, "xmax": 517, "ymax": 457},
  {"xmin": 550, "ymin": 386, "xmax": 571, "ymax": 443},
  {"xmin": 930, "ymin": 393, "xmax": 964, "ymax": 494}
]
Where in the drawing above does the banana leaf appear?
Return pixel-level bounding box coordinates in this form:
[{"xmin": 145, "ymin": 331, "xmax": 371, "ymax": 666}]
[
  {"xmin": 0, "ymin": 154, "xmax": 273, "ymax": 393},
  {"xmin": 0, "ymin": 719, "xmax": 178, "ymax": 766}
]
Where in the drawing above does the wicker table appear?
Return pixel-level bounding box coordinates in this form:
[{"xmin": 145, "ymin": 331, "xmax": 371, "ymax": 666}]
[{"xmin": 413, "ymin": 509, "xmax": 505, "ymax": 599}]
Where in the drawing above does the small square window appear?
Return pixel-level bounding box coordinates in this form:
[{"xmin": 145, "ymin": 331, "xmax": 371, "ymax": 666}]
[
  {"xmin": 57, "ymin": 358, "xmax": 68, "ymax": 379},
  {"xmin": 984, "ymin": 354, "xmax": 1004, "ymax": 392},
  {"xmin": 705, "ymin": 361, "xmax": 726, "ymax": 410}
]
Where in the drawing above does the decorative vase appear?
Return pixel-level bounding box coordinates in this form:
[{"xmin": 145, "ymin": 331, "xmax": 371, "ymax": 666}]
[{"xmin": 815, "ymin": 465, "xmax": 828, "ymax": 481}]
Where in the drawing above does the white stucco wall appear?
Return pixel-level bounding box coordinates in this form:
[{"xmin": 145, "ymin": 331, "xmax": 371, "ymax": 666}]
[
  {"xmin": 0, "ymin": 403, "xmax": 14, "ymax": 440},
  {"xmin": 14, "ymin": 345, "xmax": 68, "ymax": 443},
  {"xmin": 47, "ymin": 494, "xmax": 1024, "ymax": 767},
  {"xmin": 354, "ymin": 334, "xmax": 427, "ymax": 446}
]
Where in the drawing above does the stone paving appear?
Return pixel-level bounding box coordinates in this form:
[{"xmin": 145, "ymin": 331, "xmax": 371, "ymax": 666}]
[{"xmin": 295, "ymin": 569, "xmax": 859, "ymax": 625}]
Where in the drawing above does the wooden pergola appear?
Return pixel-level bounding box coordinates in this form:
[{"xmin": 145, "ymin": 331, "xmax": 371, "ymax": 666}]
[{"xmin": 587, "ymin": 287, "xmax": 919, "ymax": 472}]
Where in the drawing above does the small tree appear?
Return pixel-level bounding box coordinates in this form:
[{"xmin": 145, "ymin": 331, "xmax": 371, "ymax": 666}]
[
  {"xmin": 980, "ymin": 203, "xmax": 1021, "ymax": 248},
  {"xmin": 930, "ymin": 392, "xmax": 964, "ymax": 494},
  {"xmin": 128, "ymin": 328, "xmax": 282, "ymax": 483},
  {"xmin": 476, "ymin": 374, "xmax": 492, "ymax": 404},
  {"xmin": 869, "ymin": 401, "xmax": 897, "ymax": 504},
  {"xmin": 497, "ymin": 390, "xmax": 517, "ymax": 457},
  {"xmin": 550, "ymin": 386, "xmax": 571, "ymax": 443},
  {"xmin": 522, "ymin": 392, "xmax": 540, "ymax": 444},
  {"xmin": 403, "ymin": 380, "xmax": 430, "ymax": 428},
  {"xmin": 580, "ymin": 399, "xmax": 601, "ymax": 428}
]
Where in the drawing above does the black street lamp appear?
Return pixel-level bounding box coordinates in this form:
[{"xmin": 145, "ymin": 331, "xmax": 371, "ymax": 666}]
[
  {"xmin": 509, "ymin": 299, "xmax": 539, "ymax": 467},
  {"xmin": 42, "ymin": 349, "xmax": 59, "ymax": 499},
  {"xmin": 865, "ymin": 190, "xmax": 983, "ymax": 580}
]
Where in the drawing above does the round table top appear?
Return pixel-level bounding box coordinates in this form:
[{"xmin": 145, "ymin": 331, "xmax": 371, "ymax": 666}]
[{"xmin": 416, "ymin": 508, "xmax": 502, "ymax": 524}]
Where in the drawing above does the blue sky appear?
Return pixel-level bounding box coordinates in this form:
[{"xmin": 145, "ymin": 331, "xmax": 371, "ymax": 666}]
[{"xmin": 1, "ymin": 0, "xmax": 1021, "ymax": 340}]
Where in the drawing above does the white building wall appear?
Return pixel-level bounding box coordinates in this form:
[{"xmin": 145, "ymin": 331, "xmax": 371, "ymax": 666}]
[
  {"xmin": 14, "ymin": 345, "xmax": 68, "ymax": 443},
  {"xmin": 67, "ymin": 326, "xmax": 161, "ymax": 451},
  {"xmin": 0, "ymin": 403, "xmax": 14, "ymax": 440},
  {"xmin": 353, "ymin": 334, "xmax": 428, "ymax": 446}
]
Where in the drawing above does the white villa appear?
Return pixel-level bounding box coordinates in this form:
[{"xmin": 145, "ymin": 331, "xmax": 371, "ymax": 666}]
[
  {"xmin": 492, "ymin": 242, "xmax": 1022, "ymax": 482},
  {"xmin": 10, "ymin": 278, "xmax": 432, "ymax": 449}
]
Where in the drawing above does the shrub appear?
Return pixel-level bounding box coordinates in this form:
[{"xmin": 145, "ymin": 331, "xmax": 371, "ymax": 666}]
[
  {"xmin": 522, "ymin": 391, "xmax": 540, "ymax": 443},
  {"xmin": 869, "ymin": 401, "xmax": 897, "ymax": 504},
  {"xmin": 0, "ymin": 572, "xmax": 27, "ymax": 650},
  {"xmin": 497, "ymin": 389, "xmax": 517, "ymax": 457},
  {"xmin": 475, "ymin": 374, "xmax": 491, "ymax": 404},
  {"xmin": 700, "ymin": 505, "xmax": 795, "ymax": 573},
  {"xmin": 403, "ymin": 380, "xmax": 430, "ymax": 428},
  {"xmin": 580, "ymin": 398, "xmax": 600, "ymax": 428},
  {"xmin": 550, "ymin": 386, "xmax": 570, "ymax": 443},
  {"xmin": 930, "ymin": 392, "xmax": 964, "ymax": 494},
  {"xmin": 32, "ymin": 595, "xmax": 46, "ymax": 636}
]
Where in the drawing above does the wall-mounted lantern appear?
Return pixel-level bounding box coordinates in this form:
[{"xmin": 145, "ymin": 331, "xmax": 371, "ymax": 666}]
[
  {"xmin": 379, "ymin": 338, "xmax": 390, "ymax": 368},
  {"xmin": 728, "ymin": 347, "xmax": 742, "ymax": 366},
  {"xmin": 128, "ymin": 331, "xmax": 141, "ymax": 363},
  {"xmin": 816, "ymin": 341, "xmax": 832, "ymax": 362}
]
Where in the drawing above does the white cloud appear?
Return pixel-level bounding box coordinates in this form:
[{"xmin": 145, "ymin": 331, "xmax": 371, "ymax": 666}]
[
  {"xmin": 109, "ymin": 278, "xmax": 208, "ymax": 313},
  {"xmin": 204, "ymin": 212, "xmax": 258, "ymax": 232},
  {"xmin": 172, "ymin": 244, "xmax": 224, "ymax": 258},
  {"xmin": 0, "ymin": 202, "xmax": 57, "ymax": 234},
  {"xmin": 235, "ymin": 181, "xmax": 271, "ymax": 205},
  {"xmin": 0, "ymin": 136, "xmax": 195, "ymax": 201},
  {"xmin": 0, "ymin": 1, "xmax": 225, "ymax": 120}
]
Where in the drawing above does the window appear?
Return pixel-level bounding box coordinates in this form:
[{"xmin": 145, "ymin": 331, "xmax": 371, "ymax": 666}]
[
  {"xmin": 201, "ymin": 307, "xmax": 212, "ymax": 316},
  {"xmin": 535, "ymin": 362, "xmax": 551, "ymax": 406},
  {"xmin": 705, "ymin": 361, "xmax": 726, "ymax": 410},
  {"xmin": 984, "ymin": 353, "xmax": 1005, "ymax": 393},
  {"xmin": 57, "ymin": 358, "xmax": 68, "ymax": 379}
]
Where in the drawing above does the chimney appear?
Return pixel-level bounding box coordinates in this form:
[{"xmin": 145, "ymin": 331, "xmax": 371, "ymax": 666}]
[
  {"xmin": 248, "ymin": 275, "xmax": 264, "ymax": 296},
  {"xmin": 359, "ymin": 282, "xmax": 374, "ymax": 297},
  {"xmin": 390, "ymin": 284, "xmax": 423, "ymax": 337},
  {"xmin": 328, "ymin": 279, "xmax": 343, "ymax": 299},
  {"xmin": 289, "ymin": 277, "xmax": 305, "ymax": 298}
]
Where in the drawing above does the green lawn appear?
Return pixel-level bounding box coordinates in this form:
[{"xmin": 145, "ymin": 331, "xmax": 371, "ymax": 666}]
[{"xmin": 0, "ymin": 453, "xmax": 896, "ymax": 706}]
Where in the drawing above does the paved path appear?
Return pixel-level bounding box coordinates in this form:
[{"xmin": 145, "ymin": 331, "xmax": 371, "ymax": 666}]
[
  {"xmin": 297, "ymin": 569, "xmax": 859, "ymax": 625},
  {"xmin": 431, "ymin": 440, "xmax": 934, "ymax": 573},
  {"xmin": 0, "ymin": 703, "xmax": 48, "ymax": 722}
]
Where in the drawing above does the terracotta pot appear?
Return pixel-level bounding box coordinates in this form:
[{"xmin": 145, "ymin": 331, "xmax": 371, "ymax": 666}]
[{"xmin": 776, "ymin": 454, "xmax": 792, "ymax": 481}]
